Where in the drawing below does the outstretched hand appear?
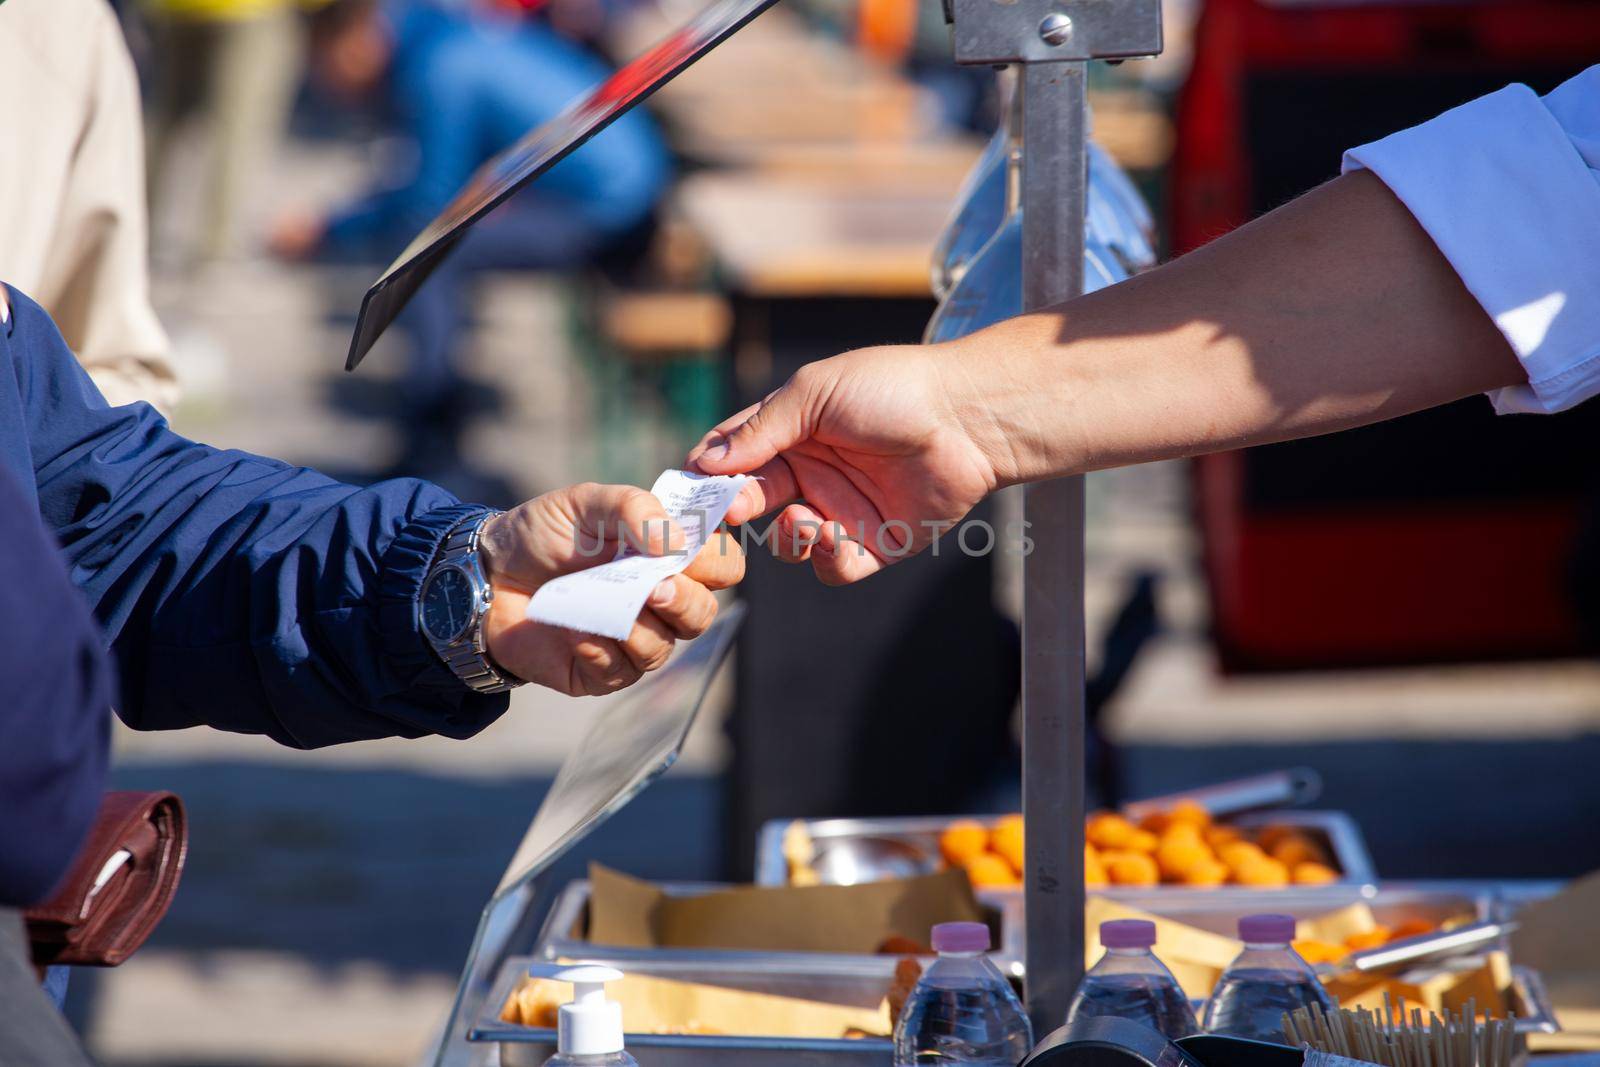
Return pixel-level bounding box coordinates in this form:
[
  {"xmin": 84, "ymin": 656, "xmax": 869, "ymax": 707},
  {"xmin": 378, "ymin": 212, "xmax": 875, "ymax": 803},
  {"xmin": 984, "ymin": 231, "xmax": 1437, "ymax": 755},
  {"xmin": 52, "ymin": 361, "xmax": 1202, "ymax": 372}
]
[
  {"xmin": 687, "ymin": 345, "xmax": 1004, "ymax": 585},
  {"xmin": 478, "ymin": 483, "xmax": 744, "ymax": 696}
]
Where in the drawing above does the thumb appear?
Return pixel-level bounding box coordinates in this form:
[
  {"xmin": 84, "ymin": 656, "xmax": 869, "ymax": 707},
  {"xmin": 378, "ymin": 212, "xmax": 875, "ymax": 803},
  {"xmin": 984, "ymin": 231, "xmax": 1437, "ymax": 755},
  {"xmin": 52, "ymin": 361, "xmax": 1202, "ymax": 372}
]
[{"xmin": 695, "ymin": 372, "xmax": 816, "ymax": 475}]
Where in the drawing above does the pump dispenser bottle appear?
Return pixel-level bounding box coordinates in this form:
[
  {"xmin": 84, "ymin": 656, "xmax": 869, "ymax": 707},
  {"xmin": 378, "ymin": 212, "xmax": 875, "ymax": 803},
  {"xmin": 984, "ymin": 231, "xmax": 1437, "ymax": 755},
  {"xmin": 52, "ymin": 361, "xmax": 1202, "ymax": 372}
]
[{"xmin": 540, "ymin": 965, "xmax": 638, "ymax": 1067}]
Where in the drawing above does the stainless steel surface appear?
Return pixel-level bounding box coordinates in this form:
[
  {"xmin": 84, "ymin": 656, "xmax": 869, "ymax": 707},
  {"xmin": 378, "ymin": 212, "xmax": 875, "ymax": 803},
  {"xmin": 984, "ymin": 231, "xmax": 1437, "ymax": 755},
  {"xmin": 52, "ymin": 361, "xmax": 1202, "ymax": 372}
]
[
  {"xmin": 345, "ymin": 0, "xmax": 784, "ymax": 370},
  {"xmin": 475, "ymin": 956, "xmax": 897, "ymax": 1066},
  {"xmin": 949, "ymin": 0, "xmax": 1162, "ymax": 65},
  {"xmin": 1122, "ymin": 768, "xmax": 1323, "ymax": 822},
  {"xmin": 426, "ymin": 610, "xmax": 744, "ymax": 1067},
  {"xmin": 532, "ymin": 879, "xmax": 1029, "ymax": 979},
  {"xmin": 1343, "ymin": 920, "xmax": 1517, "ymax": 975},
  {"xmin": 754, "ymin": 810, "xmax": 1376, "ymax": 889},
  {"xmin": 1017, "ymin": 58, "xmax": 1091, "ymax": 1038}
]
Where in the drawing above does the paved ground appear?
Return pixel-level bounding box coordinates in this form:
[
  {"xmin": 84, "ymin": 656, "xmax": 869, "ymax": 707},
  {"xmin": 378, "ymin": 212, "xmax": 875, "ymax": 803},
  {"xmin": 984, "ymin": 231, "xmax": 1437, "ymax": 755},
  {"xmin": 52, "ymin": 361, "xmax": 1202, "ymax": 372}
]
[{"xmin": 68, "ymin": 128, "xmax": 1600, "ymax": 1066}]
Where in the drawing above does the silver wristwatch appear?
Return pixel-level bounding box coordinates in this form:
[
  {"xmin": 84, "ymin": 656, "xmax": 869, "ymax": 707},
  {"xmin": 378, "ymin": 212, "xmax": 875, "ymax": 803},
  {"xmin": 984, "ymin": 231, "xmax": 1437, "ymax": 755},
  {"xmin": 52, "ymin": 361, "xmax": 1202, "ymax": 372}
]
[{"xmin": 418, "ymin": 511, "xmax": 523, "ymax": 695}]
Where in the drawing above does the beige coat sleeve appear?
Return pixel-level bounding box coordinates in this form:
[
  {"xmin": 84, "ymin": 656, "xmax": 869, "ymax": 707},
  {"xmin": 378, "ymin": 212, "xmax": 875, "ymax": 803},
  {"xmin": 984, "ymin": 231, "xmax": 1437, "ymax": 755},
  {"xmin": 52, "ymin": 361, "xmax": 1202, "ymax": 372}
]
[{"xmin": 31, "ymin": 1, "xmax": 180, "ymax": 411}]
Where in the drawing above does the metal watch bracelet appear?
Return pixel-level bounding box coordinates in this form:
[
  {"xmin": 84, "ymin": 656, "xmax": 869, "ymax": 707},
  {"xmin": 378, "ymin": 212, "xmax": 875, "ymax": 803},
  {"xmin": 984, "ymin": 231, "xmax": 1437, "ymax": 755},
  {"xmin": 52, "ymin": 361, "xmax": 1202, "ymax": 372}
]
[{"xmin": 427, "ymin": 511, "xmax": 524, "ymax": 695}]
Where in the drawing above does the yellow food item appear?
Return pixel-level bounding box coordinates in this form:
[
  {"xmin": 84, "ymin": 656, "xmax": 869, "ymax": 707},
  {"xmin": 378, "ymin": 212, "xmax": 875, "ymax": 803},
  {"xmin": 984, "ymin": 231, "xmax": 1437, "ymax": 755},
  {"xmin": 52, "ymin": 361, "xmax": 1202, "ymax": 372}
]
[
  {"xmin": 1166, "ymin": 800, "xmax": 1211, "ymax": 829},
  {"xmin": 1343, "ymin": 927, "xmax": 1393, "ymax": 952},
  {"xmin": 990, "ymin": 816, "xmax": 1025, "ymax": 874},
  {"xmin": 1086, "ymin": 812, "xmax": 1140, "ymax": 850},
  {"xmin": 1218, "ymin": 841, "xmax": 1267, "ymax": 871},
  {"xmin": 1180, "ymin": 860, "xmax": 1230, "ymax": 887},
  {"xmin": 1203, "ymin": 825, "xmax": 1244, "ymax": 849},
  {"xmin": 1126, "ymin": 829, "xmax": 1160, "ymax": 854},
  {"xmin": 1085, "ymin": 845, "xmax": 1108, "ymax": 887},
  {"xmin": 1292, "ymin": 861, "xmax": 1339, "ymax": 885},
  {"xmin": 1233, "ymin": 857, "xmax": 1290, "ymax": 887},
  {"xmin": 1293, "ymin": 939, "xmax": 1349, "ymax": 966},
  {"xmin": 939, "ymin": 820, "xmax": 991, "ymax": 867},
  {"xmin": 1254, "ymin": 824, "xmax": 1297, "ymax": 850},
  {"xmin": 1138, "ymin": 810, "xmax": 1172, "ymax": 834},
  {"xmin": 1105, "ymin": 851, "xmax": 1160, "ymax": 887},
  {"xmin": 1270, "ymin": 834, "xmax": 1328, "ymax": 868},
  {"xmin": 1156, "ymin": 835, "xmax": 1214, "ymax": 880},
  {"xmin": 965, "ymin": 852, "xmax": 1021, "ymax": 888}
]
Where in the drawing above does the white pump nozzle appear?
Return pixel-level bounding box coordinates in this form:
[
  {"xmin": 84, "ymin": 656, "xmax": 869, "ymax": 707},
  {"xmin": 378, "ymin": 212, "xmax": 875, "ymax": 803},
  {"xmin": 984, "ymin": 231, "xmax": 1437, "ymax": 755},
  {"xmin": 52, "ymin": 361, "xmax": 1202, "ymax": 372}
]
[{"xmin": 540, "ymin": 964, "xmax": 625, "ymax": 1055}]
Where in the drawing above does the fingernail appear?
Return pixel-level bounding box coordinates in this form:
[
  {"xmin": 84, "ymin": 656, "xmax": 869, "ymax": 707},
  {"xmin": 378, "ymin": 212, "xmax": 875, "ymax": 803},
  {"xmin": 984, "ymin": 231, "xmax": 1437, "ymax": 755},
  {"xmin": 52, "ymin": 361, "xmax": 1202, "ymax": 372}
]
[
  {"xmin": 650, "ymin": 580, "xmax": 676, "ymax": 606},
  {"xmin": 708, "ymin": 433, "xmax": 730, "ymax": 459}
]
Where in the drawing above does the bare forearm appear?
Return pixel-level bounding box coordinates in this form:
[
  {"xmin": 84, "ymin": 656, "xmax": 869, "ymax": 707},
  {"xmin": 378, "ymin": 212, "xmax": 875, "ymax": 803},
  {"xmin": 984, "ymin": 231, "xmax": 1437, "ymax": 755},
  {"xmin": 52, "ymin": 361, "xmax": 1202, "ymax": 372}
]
[{"xmin": 939, "ymin": 170, "xmax": 1527, "ymax": 485}]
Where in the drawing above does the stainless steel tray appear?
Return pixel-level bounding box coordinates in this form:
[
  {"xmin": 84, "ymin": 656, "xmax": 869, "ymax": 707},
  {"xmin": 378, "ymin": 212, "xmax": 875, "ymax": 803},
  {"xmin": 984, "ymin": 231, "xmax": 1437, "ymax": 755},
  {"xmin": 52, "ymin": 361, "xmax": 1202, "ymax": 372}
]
[
  {"xmin": 472, "ymin": 955, "xmax": 896, "ymax": 1066},
  {"xmin": 756, "ymin": 810, "xmax": 1377, "ymax": 891},
  {"xmin": 528, "ymin": 878, "xmax": 1029, "ymax": 977},
  {"xmin": 1093, "ymin": 880, "xmax": 1561, "ymax": 1035}
]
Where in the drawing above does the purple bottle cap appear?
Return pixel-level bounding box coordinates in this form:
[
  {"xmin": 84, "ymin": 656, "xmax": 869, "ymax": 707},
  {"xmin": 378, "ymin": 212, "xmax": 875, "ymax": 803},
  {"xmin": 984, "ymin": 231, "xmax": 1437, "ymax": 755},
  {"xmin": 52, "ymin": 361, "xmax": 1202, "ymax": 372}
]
[
  {"xmin": 1100, "ymin": 919, "xmax": 1157, "ymax": 950},
  {"xmin": 931, "ymin": 921, "xmax": 991, "ymax": 954},
  {"xmin": 1238, "ymin": 914, "xmax": 1297, "ymax": 944}
]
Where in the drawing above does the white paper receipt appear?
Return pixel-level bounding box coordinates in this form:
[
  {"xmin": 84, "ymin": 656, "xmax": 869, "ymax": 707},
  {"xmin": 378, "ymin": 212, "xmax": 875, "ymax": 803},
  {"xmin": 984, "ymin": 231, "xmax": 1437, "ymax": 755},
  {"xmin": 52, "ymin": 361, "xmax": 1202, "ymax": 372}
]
[{"xmin": 524, "ymin": 469, "xmax": 747, "ymax": 641}]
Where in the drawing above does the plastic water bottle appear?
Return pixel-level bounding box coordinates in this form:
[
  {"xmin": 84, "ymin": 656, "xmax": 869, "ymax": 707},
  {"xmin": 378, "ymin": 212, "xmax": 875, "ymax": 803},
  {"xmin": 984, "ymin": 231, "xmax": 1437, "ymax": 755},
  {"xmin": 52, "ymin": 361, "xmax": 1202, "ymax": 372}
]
[
  {"xmin": 894, "ymin": 922, "xmax": 1034, "ymax": 1066},
  {"xmin": 1065, "ymin": 920, "xmax": 1199, "ymax": 1039},
  {"xmin": 1202, "ymin": 914, "xmax": 1336, "ymax": 1044}
]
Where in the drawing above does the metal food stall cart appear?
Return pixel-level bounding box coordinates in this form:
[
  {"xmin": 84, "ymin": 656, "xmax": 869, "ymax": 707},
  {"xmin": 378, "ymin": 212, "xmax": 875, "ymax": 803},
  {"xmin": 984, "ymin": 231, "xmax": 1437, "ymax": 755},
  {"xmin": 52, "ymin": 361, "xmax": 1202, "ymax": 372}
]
[{"xmin": 335, "ymin": 0, "xmax": 1579, "ymax": 1061}]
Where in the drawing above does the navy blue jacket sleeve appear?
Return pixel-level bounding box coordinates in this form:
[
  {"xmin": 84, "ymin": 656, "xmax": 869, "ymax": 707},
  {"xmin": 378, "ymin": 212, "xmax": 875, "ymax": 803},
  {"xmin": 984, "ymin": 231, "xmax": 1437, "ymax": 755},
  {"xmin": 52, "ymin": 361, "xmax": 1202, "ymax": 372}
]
[
  {"xmin": 7, "ymin": 288, "xmax": 511, "ymax": 748},
  {"xmin": 0, "ymin": 464, "xmax": 112, "ymax": 906}
]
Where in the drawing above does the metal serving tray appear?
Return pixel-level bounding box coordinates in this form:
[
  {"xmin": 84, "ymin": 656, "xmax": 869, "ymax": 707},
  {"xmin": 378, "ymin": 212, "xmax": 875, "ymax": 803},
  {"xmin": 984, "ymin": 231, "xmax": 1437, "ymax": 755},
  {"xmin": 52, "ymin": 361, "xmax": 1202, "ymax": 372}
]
[
  {"xmin": 527, "ymin": 878, "xmax": 1029, "ymax": 977},
  {"xmin": 1098, "ymin": 880, "xmax": 1561, "ymax": 1035},
  {"xmin": 756, "ymin": 810, "xmax": 1377, "ymax": 891},
  {"xmin": 473, "ymin": 955, "xmax": 897, "ymax": 1066}
]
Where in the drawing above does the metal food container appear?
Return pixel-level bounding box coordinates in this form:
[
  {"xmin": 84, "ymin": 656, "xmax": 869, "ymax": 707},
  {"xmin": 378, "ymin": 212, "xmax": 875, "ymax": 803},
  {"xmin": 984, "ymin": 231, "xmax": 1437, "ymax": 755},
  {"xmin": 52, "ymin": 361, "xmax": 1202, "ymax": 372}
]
[
  {"xmin": 473, "ymin": 955, "xmax": 898, "ymax": 1067},
  {"xmin": 527, "ymin": 877, "xmax": 1028, "ymax": 977},
  {"xmin": 756, "ymin": 809, "xmax": 1377, "ymax": 892},
  {"xmin": 1100, "ymin": 881, "xmax": 1561, "ymax": 1035}
]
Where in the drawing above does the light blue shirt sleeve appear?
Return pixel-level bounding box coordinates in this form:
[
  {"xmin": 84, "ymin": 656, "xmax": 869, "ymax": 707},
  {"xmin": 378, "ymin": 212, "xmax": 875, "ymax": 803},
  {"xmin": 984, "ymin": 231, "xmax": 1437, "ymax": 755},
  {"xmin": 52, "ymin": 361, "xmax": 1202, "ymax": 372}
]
[{"xmin": 1342, "ymin": 65, "xmax": 1600, "ymax": 415}]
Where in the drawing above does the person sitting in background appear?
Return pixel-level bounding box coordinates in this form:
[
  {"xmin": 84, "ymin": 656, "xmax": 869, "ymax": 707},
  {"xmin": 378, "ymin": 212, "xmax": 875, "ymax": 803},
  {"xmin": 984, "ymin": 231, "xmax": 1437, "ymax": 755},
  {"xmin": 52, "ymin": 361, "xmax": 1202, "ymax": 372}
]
[
  {"xmin": 0, "ymin": 0, "xmax": 180, "ymax": 411},
  {"xmin": 271, "ymin": 0, "xmax": 671, "ymax": 484},
  {"xmin": 0, "ymin": 280, "xmax": 740, "ymax": 1061}
]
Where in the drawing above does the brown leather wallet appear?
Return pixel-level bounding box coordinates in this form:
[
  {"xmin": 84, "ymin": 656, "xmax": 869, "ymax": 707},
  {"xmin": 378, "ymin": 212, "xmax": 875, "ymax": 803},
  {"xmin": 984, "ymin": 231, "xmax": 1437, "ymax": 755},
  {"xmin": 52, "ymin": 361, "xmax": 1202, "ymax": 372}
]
[{"xmin": 25, "ymin": 791, "xmax": 187, "ymax": 967}]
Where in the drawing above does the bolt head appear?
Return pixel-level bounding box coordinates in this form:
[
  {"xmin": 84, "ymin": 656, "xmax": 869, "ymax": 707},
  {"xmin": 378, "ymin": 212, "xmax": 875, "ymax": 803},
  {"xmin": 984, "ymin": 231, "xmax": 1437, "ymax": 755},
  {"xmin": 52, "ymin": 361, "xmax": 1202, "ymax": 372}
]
[{"xmin": 1038, "ymin": 11, "xmax": 1074, "ymax": 46}]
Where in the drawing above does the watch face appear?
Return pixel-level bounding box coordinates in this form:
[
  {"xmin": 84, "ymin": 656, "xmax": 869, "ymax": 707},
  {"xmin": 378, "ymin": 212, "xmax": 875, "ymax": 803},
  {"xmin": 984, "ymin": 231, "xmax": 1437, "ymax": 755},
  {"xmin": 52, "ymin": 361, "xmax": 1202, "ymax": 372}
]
[{"xmin": 422, "ymin": 566, "xmax": 476, "ymax": 644}]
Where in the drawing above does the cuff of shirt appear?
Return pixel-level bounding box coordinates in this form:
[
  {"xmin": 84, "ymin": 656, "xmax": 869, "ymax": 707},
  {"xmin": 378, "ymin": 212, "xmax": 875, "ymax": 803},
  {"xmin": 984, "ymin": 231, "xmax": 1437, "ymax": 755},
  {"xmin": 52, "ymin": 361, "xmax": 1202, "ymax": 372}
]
[
  {"xmin": 377, "ymin": 502, "xmax": 509, "ymax": 731},
  {"xmin": 1343, "ymin": 81, "xmax": 1600, "ymax": 415}
]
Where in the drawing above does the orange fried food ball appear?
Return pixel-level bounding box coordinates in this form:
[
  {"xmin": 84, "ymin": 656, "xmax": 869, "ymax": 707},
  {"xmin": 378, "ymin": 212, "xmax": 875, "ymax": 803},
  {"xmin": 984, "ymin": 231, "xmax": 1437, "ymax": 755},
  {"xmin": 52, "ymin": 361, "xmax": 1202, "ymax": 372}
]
[
  {"xmin": 1269, "ymin": 834, "xmax": 1329, "ymax": 869},
  {"xmin": 1138, "ymin": 810, "xmax": 1172, "ymax": 834},
  {"xmin": 940, "ymin": 820, "xmax": 992, "ymax": 867},
  {"xmin": 1166, "ymin": 800, "xmax": 1211, "ymax": 830},
  {"xmin": 1293, "ymin": 940, "xmax": 1349, "ymax": 966},
  {"xmin": 1342, "ymin": 927, "xmax": 1392, "ymax": 952},
  {"xmin": 1156, "ymin": 835, "xmax": 1215, "ymax": 881},
  {"xmin": 1086, "ymin": 812, "xmax": 1140, "ymax": 850},
  {"xmin": 1203, "ymin": 824, "xmax": 1245, "ymax": 850},
  {"xmin": 1180, "ymin": 860, "xmax": 1230, "ymax": 887},
  {"xmin": 990, "ymin": 815, "xmax": 1025, "ymax": 874},
  {"xmin": 1085, "ymin": 845, "xmax": 1108, "ymax": 888},
  {"xmin": 1218, "ymin": 841, "xmax": 1268, "ymax": 872},
  {"xmin": 964, "ymin": 852, "xmax": 1021, "ymax": 888},
  {"xmin": 1291, "ymin": 862, "xmax": 1339, "ymax": 885},
  {"xmin": 1105, "ymin": 850, "xmax": 1160, "ymax": 887},
  {"xmin": 1233, "ymin": 857, "xmax": 1290, "ymax": 887},
  {"xmin": 1126, "ymin": 829, "xmax": 1160, "ymax": 854},
  {"xmin": 1253, "ymin": 824, "xmax": 1297, "ymax": 850}
]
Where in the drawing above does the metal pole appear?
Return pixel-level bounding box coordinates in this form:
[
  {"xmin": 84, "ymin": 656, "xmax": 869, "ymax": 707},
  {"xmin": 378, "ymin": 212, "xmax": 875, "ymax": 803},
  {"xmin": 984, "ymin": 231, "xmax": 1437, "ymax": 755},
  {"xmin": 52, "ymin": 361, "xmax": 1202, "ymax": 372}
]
[{"xmin": 1018, "ymin": 59, "xmax": 1089, "ymax": 1037}]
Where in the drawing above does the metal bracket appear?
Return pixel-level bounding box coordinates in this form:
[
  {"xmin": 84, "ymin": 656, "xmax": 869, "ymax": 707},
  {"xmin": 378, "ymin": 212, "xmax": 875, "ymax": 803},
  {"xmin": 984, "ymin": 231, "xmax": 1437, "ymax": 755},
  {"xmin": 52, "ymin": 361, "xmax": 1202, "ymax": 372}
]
[{"xmin": 948, "ymin": 0, "xmax": 1161, "ymax": 66}]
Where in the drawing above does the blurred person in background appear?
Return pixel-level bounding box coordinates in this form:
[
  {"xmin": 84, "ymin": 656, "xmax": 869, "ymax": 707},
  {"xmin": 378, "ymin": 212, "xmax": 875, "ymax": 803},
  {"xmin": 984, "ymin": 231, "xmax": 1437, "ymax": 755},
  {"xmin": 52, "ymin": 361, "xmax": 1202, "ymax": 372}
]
[
  {"xmin": 142, "ymin": 0, "xmax": 315, "ymax": 264},
  {"xmin": 0, "ymin": 280, "xmax": 741, "ymax": 1060},
  {"xmin": 270, "ymin": 0, "xmax": 670, "ymax": 486},
  {"xmin": 0, "ymin": 0, "xmax": 180, "ymax": 411}
]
